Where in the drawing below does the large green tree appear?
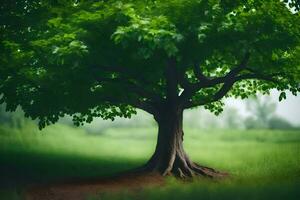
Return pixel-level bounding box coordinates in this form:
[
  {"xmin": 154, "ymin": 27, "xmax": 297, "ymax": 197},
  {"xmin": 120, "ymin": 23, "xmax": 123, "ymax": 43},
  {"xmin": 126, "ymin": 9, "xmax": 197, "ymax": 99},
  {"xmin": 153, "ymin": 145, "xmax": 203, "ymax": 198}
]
[{"xmin": 1, "ymin": 0, "xmax": 299, "ymax": 178}]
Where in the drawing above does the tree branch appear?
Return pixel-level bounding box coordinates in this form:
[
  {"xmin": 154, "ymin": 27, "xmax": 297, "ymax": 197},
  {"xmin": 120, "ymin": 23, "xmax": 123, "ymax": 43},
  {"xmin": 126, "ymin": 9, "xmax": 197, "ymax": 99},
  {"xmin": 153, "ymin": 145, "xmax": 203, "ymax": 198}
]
[
  {"xmin": 193, "ymin": 62, "xmax": 210, "ymax": 83},
  {"xmin": 184, "ymin": 71, "xmax": 280, "ymax": 109},
  {"xmin": 132, "ymin": 101, "xmax": 158, "ymax": 115},
  {"xmin": 203, "ymin": 51, "xmax": 251, "ymax": 86},
  {"xmin": 90, "ymin": 64, "xmax": 162, "ymax": 102},
  {"xmin": 180, "ymin": 52, "xmax": 251, "ymax": 104},
  {"xmin": 96, "ymin": 95, "xmax": 157, "ymax": 115},
  {"xmin": 88, "ymin": 65, "xmax": 163, "ymax": 115},
  {"xmin": 94, "ymin": 76, "xmax": 152, "ymax": 98},
  {"xmin": 178, "ymin": 69, "xmax": 193, "ymax": 90}
]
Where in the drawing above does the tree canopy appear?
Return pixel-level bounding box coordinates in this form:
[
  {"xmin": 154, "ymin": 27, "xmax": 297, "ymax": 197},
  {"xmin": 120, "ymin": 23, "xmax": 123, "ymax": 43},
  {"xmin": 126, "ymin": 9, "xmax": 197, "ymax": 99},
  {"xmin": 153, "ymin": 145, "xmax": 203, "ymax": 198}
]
[{"xmin": 1, "ymin": 0, "xmax": 300, "ymax": 129}]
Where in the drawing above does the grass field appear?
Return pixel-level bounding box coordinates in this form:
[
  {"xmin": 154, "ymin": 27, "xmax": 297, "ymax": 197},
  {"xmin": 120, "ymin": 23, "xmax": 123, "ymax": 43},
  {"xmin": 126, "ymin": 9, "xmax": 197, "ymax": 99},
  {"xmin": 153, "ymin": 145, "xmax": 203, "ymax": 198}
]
[{"xmin": 0, "ymin": 122, "xmax": 300, "ymax": 199}]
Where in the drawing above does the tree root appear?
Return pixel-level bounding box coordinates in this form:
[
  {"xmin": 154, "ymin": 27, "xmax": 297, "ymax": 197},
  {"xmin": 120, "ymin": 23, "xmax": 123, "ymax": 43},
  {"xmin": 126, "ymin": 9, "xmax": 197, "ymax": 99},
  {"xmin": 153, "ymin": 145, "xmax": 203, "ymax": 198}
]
[
  {"xmin": 120, "ymin": 160, "xmax": 228, "ymax": 180},
  {"xmin": 141, "ymin": 153, "xmax": 228, "ymax": 179},
  {"xmin": 168, "ymin": 162, "xmax": 228, "ymax": 179}
]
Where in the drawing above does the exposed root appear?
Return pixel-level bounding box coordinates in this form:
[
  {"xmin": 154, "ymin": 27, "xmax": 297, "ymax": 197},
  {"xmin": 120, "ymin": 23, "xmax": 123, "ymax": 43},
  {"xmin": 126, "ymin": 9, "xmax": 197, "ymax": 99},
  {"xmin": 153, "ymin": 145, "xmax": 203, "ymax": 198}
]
[
  {"xmin": 191, "ymin": 163, "xmax": 228, "ymax": 178},
  {"xmin": 168, "ymin": 162, "xmax": 228, "ymax": 179},
  {"xmin": 143, "ymin": 153, "xmax": 228, "ymax": 179}
]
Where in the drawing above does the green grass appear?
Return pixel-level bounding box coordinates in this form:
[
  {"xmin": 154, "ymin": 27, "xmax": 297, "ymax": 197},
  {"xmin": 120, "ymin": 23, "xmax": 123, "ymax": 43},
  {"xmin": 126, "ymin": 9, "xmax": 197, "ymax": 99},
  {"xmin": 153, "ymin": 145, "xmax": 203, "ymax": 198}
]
[{"xmin": 0, "ymin": 123, "xmax": 300, "ymax": 199}]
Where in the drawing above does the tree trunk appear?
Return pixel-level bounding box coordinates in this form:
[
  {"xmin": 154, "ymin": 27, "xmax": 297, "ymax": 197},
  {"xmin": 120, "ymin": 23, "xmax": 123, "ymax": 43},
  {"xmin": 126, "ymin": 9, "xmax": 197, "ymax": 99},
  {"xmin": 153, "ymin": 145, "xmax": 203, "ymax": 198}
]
[{"xmin": 143, "ymin": 106, "xmax": 226, "ymax": 178}]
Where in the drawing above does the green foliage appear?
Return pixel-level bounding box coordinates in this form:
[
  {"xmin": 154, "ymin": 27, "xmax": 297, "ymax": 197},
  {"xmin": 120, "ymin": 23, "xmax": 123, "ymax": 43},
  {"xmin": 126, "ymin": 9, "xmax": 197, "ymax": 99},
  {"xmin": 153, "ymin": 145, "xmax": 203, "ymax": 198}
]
[
  {"xmin": 0, "ymin": 0, "xmax": 299, "ymax": 128},
  {"xmin": 204, "ymin": 101, "xmax": 224, "ymax": 115},
  {"xmin": 111, "ymin": 4, "xmax": 183, "ymax": 58}
]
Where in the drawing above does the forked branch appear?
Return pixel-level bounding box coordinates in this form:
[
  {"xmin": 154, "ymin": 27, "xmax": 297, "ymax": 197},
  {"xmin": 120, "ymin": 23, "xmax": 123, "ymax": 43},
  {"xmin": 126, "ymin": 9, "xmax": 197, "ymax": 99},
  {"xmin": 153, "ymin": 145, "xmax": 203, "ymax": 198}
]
[
  {"xmin": 184, "ymin": 72, "xmax": 280, "ymax": 108},
  {"xmin": 180, "ymin": 52, "xmax": 251, "ymax": 105}
]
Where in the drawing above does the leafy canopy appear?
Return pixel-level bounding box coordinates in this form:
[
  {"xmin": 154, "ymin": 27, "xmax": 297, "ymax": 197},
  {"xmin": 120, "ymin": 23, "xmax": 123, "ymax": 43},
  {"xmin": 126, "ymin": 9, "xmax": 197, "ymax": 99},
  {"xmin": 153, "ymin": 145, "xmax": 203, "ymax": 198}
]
[{"xmin": 0, "ymin": 0, "xmax": 299, "ymax": 129}]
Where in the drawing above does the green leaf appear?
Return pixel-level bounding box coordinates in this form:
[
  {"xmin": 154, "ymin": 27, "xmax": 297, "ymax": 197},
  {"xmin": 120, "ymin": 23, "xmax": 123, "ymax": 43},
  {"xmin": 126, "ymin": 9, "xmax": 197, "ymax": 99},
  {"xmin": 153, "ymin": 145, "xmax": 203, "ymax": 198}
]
[{"xmin": 279, "ymin": 92, "xmax": 287, "ymax": 101}]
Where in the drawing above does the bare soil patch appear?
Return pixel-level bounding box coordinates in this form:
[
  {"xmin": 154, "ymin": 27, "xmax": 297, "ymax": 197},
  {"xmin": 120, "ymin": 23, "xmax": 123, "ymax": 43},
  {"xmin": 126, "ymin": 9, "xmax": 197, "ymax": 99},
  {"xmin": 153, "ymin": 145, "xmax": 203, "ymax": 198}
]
[{"xmin": 25, "ymin": 172, "xmax": 164, "ymax": 200}]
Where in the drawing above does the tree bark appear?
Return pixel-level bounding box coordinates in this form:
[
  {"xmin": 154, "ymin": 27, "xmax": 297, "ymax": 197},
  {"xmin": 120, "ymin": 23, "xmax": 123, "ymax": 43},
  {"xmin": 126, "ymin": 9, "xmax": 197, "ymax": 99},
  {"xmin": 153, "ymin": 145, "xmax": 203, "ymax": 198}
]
[{"xmin": 142, "ymin": 106, "xmax": 226, "ymax": 178}]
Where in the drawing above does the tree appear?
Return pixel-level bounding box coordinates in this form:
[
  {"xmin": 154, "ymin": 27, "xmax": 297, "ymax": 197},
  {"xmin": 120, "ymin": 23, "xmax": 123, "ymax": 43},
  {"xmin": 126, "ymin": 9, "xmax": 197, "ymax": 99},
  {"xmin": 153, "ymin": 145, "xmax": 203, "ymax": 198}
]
[
  {"xmin": 244, "ymin": 95, "xmax": 295, "ymax": 129},
  {"xmin": 222, "ymin": 107, "xmax": 243, "ymax": 129},
  {"xmin": 1, "ymin": 0, "xmax": 299, "ymax": 178},
  {"xmin": 268, "ymin": 116, "xmax": 294, "ymax": 130},
  {"xmin": 0, "ymin": 104, "xmax": 26, "ymax": 129},
  {"xmin": 244, "ymin": 95, "xmax": 276, "ymax": 129}
]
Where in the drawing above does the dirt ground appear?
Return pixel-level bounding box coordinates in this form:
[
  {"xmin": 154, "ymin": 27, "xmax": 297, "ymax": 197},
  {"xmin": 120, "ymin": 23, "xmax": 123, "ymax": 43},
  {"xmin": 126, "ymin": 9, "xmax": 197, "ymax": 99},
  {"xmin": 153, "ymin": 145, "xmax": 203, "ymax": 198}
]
[{"xmin": 24, "ymin": 172, "xmax": 164, "ymax": 200}]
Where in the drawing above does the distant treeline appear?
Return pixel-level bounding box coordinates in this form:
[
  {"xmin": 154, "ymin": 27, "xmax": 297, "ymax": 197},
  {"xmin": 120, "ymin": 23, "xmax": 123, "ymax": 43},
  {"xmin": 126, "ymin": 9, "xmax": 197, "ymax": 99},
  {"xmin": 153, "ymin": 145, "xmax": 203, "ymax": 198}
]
[{"xmin": 0, "ymin": 95, "xmax": 298, "ymax": 133}]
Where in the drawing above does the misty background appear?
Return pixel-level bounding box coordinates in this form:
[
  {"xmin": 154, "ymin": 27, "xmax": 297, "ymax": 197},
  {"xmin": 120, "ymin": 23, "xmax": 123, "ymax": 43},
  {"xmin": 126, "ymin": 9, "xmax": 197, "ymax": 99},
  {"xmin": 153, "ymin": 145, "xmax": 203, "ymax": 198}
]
[{"xmin": 1, "ymin": 90, "xmax": 299, "ymax": 133}]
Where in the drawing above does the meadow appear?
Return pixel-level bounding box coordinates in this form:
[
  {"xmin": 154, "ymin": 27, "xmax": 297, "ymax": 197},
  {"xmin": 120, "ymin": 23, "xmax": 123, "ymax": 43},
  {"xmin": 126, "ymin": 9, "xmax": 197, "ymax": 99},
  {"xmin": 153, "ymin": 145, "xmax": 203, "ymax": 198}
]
[{"xmin": 0, "ymin": 122, "xmax": 299, "ymax": 199}]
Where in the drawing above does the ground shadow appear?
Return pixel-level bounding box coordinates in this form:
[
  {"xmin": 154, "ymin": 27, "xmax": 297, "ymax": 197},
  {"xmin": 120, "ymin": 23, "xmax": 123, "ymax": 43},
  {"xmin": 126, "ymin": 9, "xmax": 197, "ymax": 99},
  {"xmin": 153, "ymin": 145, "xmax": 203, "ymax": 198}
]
[{"xmin": 0, "ymin": 150, "xmax": 143, "ymax": 189}]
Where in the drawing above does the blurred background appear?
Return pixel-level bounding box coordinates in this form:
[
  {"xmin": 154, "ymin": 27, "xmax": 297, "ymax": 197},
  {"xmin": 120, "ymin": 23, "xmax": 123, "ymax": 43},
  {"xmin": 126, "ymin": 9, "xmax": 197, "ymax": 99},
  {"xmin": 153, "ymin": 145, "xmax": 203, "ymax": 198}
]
[{"xmin": 1, "ymin": 90, "xmax": 299, "ymax": 132}]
